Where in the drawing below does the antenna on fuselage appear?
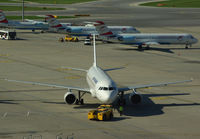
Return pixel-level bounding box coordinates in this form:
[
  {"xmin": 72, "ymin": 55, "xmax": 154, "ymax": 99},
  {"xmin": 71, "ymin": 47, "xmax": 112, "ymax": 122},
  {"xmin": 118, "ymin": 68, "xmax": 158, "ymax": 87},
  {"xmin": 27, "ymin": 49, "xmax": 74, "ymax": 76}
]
[{"xmin": 93, "ymin": 34, "xmax": 97, "ymax": 67}]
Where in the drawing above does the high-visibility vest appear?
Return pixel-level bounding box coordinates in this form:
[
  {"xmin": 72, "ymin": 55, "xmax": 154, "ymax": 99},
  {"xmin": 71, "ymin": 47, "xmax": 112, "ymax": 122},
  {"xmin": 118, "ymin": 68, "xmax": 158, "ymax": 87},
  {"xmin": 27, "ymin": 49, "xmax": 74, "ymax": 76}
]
[{"xmin": 119, "ymin": 106, "xmax": 123, "ymax": 111}]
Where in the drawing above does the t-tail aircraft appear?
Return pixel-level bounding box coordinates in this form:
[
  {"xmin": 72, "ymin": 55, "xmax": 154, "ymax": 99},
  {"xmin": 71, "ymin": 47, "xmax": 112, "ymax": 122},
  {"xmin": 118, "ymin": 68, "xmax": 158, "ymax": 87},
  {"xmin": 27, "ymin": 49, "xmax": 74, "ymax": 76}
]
[
  {"xmin": 3, "ymin": 35, "xmax": 192, "ymax": 105},
  {"xmin": 45, "ymin": 15, "xmax": 140, "ymax": 36},
  {"xmin": 94, "ymin": 21, "xmax": 198, "ymax": 49},
  {"xmin": 0, "ymin": 10, "xmax": 48, "ymax": 32}
]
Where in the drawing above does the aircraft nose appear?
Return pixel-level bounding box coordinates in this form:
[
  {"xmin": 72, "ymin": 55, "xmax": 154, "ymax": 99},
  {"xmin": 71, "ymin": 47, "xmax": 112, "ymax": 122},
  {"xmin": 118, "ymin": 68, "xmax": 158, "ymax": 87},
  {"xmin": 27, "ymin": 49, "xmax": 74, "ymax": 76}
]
[
  {"xmin": 66, "ymin": 28, "xmax": 72, "ymax": 33},
  {"xmin": 136, "ymin": 30, "xmax": 140, "ymax": 33},
  {"xmin": 101, "ymin": 91, "xmax": 118, "ymax": 104},
  {"xmin": 194, "ymin": 38, "xmax": 198, "ymax": 43}
]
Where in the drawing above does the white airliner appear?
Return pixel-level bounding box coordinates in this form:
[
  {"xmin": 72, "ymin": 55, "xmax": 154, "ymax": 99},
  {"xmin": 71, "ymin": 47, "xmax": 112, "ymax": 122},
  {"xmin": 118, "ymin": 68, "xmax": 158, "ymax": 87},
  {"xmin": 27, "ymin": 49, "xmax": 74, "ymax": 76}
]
[
  {"xmin": 45, "ymin": 15, "xmax": 140, "ymax": 36},
  {"xmin": 94, "ymin": 21, "xmax": 198, "ymax": 49},
  {"xmin": 4, "ymin": 35, "xmax": 192, "ymax": 105},
  {"xmin": 0, "ymin": 10, "xmax": 49, "ymax": 31}
]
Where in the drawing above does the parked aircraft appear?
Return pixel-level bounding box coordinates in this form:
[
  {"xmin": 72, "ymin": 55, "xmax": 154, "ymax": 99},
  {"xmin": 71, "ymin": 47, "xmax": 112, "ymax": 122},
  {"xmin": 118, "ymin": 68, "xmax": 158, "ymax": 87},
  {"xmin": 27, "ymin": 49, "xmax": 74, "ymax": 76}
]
[
  {"xmin": 94, "ymin": 21, "xmax": 198, "ymax": 49},
  {"xmin": 45, "ymin": 15, "xmax": 140, "ymax": 36},
  {"xmin": 0, "ymin": 10, "xmax": 48, "ymax": 31},
  {"xmin": 25, "ymin": 16, "xmax": 72, "ymax": 27},
  {"xmin": 4, "ymin": 35, "xmax": 192, "ymax": 105}
]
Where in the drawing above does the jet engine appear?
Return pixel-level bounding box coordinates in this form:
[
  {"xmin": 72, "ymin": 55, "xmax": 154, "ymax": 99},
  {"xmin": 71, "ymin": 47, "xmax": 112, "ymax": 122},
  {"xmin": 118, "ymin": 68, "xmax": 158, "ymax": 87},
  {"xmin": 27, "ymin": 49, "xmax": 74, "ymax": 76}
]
[
  {"xmin": 129, "ymin": 91, "xmax": 142, "ymax": 104},
  {"xmin": 117, "ymin": 36, "xmax": 135, "ymax": 42},
  {"xmin": 64, "ymin": 92, "xmax": 76, "ymax": 104},
  {"xmin": 66, "ymin": 28, "xmax": 72, "ymax": 33}
]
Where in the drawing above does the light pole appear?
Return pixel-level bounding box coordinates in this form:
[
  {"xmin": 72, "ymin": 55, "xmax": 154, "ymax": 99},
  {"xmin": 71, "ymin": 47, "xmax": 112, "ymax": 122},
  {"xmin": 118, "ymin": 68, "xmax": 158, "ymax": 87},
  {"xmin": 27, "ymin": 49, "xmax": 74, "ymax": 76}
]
[{"xmin": 22, "ymin": 0, "xmax": 24, "ymax": 21}]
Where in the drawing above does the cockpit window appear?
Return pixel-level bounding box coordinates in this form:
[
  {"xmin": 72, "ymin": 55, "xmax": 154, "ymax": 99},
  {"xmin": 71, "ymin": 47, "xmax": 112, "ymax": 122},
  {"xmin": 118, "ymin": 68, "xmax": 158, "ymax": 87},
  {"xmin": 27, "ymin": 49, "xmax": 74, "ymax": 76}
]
[
  {"xmin": 109, "ymin": 87, "xmax": 115, "ymax": 90},
  {"xmin": 103, "ymin": 87, "xmax": 108, "ymax": 90},
  {"xmin": 190, "ymin": 36, "xmax": 194, "ymax": 39},
  {"xmin": 99, "ymin": 87, "xmax": 116, "ymax": 91}
]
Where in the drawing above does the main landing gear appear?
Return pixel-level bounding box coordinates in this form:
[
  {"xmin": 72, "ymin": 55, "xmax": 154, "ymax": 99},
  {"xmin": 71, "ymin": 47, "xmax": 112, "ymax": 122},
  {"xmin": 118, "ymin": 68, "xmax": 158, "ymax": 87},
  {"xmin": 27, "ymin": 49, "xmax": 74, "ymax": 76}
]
[
  {"xmin": 185, "ymin": 43, "xmax": 192, "ymax": 49},
  {"xmin": 75, "ymin": 91, "xmax": 86, "ymax": 105},
  {"xmin": 137, "ymin": 45, "xmax": 150, "ymax": 50},
  {"xmin": 138, "ymin": 45, "xmax": 143, "ymax": 50}
]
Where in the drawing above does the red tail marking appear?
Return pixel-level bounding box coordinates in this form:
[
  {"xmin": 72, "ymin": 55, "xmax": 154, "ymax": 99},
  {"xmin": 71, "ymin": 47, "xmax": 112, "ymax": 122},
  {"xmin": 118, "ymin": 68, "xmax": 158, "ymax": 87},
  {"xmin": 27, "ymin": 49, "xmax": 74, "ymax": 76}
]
[
  {"xmin": 101, "ymin": 31, "xmax": 113, "ymax": 36},
  {"xmin": 0, "ymin": 19, "xmax": 8, "ymax": 23},
  {"xmin": 51, "ymin": 24, "xmax": 63, "ymax": 28}
]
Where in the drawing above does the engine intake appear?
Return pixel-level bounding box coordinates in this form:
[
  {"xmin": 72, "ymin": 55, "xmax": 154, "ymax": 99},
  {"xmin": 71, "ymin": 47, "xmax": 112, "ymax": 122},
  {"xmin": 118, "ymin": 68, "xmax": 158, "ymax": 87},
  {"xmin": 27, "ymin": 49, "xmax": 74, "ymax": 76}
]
[
  {"xmin": 64, "ymin": 92, "xmax": 76, "ymax": 104},
  {"xmin": 129, "ymin": 91, "xmax": 142, "ymax": 104}
]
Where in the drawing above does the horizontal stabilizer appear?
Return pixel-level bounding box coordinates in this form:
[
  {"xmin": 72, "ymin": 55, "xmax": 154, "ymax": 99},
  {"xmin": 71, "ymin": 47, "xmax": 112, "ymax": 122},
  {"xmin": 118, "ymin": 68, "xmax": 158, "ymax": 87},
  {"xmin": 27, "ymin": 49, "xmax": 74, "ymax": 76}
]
[
  {"xmin": 104, "ymin": 67, "xmax": 125, "ymax": 72},
  {"xmin": 61, "ymin": 67, "xmax": 88, "ymax": 72}
]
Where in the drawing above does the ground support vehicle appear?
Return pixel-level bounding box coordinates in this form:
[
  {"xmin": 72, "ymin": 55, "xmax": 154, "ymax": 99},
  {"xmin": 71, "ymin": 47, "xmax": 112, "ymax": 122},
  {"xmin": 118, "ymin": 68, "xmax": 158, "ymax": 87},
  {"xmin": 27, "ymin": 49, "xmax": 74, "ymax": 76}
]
[
  {"xmin": 88, "ymin": 105, "xmax": 114, "ymax": 121},
  {"xmin": 0, "ymin": 29, "xmax": 16, "ymax": 40},
  {"xmin": 65, "ymin": 35, "xmax": 79, "ymax": 42},
  {"xmin": 84, "ymin": 38, "xmax": 91, "ymax": 45}
]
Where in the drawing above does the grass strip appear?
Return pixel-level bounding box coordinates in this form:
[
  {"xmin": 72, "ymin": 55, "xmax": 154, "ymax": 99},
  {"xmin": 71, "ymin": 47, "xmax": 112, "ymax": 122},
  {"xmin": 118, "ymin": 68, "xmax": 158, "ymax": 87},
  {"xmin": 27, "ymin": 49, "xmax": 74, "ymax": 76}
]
[
  {"xmin": 6, "ymin": 16, "xmax": 77, "ymax": 20},
  {"xmin": 24, "ymin": 0, "xmax": 96, "ymax": 4},
  {"xmin": 140, "ymin": 0, "xmax": 200, "ymax": 8},
  {"xmin": 0, "ymin": 0, "xmax": 20, "ymax": 3},
  {"xmin": 0, "ymin": 6, "xmax": 65, "ymax": 11}
]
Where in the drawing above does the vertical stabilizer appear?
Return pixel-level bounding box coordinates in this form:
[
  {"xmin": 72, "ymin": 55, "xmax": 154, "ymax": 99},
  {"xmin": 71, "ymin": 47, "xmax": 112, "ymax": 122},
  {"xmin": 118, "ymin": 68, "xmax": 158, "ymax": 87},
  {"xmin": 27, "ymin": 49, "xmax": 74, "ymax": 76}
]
[
  {"xmin": 93, "ymin": 34, "xmax": 97, "ymax": 67},
  {"xmin": 45, "ymin": 15, "xmax": 63, "ymax": 29},
  {"xmin": 0, "ymin": 10, "xmax": 8, "ymax": 23},
  {"xmin": 94, "ymin": 21, "xmax": 113, "ymax": 36}
]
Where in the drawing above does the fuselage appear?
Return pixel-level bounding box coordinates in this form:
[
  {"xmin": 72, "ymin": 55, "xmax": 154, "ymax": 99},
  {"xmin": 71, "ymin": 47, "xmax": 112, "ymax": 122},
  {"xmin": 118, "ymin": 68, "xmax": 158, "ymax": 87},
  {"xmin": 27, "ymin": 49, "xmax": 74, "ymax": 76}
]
[
  {"xmin": 0, "ymin": 20, "xmax": 49, "ymax": 30},
  {"xmin": 65, "ymin": 26, "xmax": 140, "ymax": 36},
  {"xmin": 106, "ymin": 33, "xmax": 198, "ymax": 45},
  {"xmin": 86, "ymin": 65, "xmax": 118, "ymax": 104}
]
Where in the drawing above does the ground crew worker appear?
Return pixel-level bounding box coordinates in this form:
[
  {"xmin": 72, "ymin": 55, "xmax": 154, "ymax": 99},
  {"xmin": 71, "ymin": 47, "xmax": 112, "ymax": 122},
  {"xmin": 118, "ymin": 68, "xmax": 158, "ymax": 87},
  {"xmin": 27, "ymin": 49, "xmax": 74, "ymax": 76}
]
[
  {"xmin": 59, "ymin": 37, "xmax": 64, "ymax": 42},
  {"xmin": 119, "ymin": 105, "xmax": 123, "ymax": 116}
]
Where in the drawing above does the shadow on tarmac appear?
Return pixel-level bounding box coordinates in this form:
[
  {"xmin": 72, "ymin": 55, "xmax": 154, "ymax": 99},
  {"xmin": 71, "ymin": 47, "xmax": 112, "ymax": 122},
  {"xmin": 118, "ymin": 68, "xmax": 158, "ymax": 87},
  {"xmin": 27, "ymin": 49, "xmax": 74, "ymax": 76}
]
[
  {"xmin": 73, "ymin": 103, "xmax": 100, "ymax": 109},
  {"xmin": 1, "ymin": 90, "xmax": 199, "ymax": 119},
  {"xmin": 114, "ymin": 47, "xmax": 200, "ymax": 53},
  {"xmin": 122, "ymin": 93, "xmax": 200, "ymax": 117},
  {"xmin": 0, "ymin": 100, "xmax": 19, "ymax": 104},
  {"xmin": 71, "ymin": 92, "xmax": 200, "ymax": 118}
]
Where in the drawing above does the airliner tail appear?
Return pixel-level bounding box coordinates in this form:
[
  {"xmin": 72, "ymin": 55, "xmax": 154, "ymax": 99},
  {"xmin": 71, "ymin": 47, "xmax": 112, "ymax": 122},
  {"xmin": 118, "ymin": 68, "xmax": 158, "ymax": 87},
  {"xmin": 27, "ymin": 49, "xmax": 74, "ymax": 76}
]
[{"xmin": 0, "ymin": 10, "xmax": 8, "ymax": 24}]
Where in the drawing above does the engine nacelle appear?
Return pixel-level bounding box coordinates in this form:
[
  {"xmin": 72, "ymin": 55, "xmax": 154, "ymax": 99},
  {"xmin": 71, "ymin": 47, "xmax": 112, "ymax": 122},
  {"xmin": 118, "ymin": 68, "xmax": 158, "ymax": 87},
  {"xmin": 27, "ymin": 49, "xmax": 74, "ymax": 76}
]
[
  {"xmin": 118, "ymin": 35, "xmax": 135, "ymax": 42},
  {"xmin": 64, "ymin": 92, "xmax": 76, "ymax": 104},
  {"xmin": 129, "ymin": 91, "xmax": 142, "ymax": 104}
]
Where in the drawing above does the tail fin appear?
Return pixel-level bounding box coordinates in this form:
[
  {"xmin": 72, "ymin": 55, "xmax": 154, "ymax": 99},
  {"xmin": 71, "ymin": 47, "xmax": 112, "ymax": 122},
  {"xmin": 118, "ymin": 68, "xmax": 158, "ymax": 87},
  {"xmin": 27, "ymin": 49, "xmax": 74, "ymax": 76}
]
[
  {"xmin": 94, "ymin": 21, "xmax": 113, "ymax": 36},
  {"xmin": 45, "ymin": 15, "xmax": 63, "ymax": 28},
  {"xmin": 93, "ymin": 34, "xmax": 97, "ymax": 67},
  {"xmin": 0, "ymin": 10, "xmax": 8, "ymax": 24}
]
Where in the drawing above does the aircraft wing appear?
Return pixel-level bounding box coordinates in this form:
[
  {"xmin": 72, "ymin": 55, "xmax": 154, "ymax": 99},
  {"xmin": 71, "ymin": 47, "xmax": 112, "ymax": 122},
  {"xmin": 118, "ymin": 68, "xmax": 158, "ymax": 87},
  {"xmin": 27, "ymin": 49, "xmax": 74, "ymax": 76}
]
[
  {"xmin": 61, "ymin": 67, "xmax": 88, "ymax": 72},
  {"xmin": 118, "ymin": 80, "xmax": 192, "ymax": 92},
  {"xmin": 4, "ymin": 79, "xmax": 90, "ymax": 93}
]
